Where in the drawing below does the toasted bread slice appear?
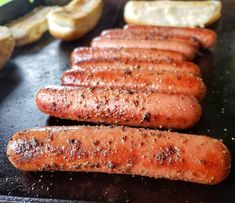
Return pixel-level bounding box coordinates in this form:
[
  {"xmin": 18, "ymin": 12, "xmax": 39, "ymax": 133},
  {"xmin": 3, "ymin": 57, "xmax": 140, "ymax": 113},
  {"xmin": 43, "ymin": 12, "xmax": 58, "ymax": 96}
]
[
  {"xmin": 124, "ymin": 1, "xmax": 222, "ymax": 28},
  {"xmin": 47, "ymin": 0, "xmax": 103, "ymax": 41},
  {"xmin": 6, "ymin": 6, "xmax": 58, "ymax": 47},
  {"xmin": 0, "ymin": 26, "xmax": 15, "ymax": 70}
]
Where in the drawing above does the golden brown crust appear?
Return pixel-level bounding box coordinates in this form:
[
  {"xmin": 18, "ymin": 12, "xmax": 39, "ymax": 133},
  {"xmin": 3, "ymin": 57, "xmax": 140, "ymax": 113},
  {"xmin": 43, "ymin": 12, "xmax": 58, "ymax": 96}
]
[
  {"xmin": 48, "ymin": 28, "xmax": 84, "ymax": 41},
  {"xmin": 7, "ymin": 125, "xmax": 231, "ymax": 185}
]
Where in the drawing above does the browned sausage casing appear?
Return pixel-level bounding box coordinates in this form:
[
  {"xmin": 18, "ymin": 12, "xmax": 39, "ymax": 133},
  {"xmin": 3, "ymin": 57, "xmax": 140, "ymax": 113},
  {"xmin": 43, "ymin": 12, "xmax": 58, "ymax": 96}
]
[
  {"xmin": 124, "ymin": 25, "xmax": 217, "ymax": 49},
  {"xmin": 7, "ymin": 125, "xmax": 231, "ymax": 185},
  {"xmin": 71, "ymin": 47, "xmax": 187, "ymax": 65},
  {"xmin": 36, "ymin": 86, "xmax": 201, "ymax": 129},
  {"xmin": 61, "ymin": 69, "xmax": 206, "ymax": 100},
  {"xmin": 91, "ymin": 37, "xmax": 197, "ymax": 60},
  {"xmin": 100, "ymin": 29, "xmax": 200, "ymax": 48},
  {"xmin": 72, "ymin": 59, "xmax": 201, "ymax": 76}
]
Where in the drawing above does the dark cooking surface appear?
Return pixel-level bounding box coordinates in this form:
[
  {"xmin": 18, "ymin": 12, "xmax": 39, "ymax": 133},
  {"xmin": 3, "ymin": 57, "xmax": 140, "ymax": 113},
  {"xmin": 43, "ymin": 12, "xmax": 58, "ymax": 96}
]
[{"xmin": 0, "ymin": 0, "xmax": 235, "ymax": 202}]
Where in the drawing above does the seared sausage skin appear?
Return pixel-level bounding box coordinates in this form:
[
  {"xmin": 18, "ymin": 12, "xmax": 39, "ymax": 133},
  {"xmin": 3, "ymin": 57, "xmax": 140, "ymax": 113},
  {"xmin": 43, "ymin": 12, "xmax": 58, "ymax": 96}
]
[
  {"xmin": 61, "ymin": 69, "xmax": 206, "ymax": 100},
  {"xmin": 71, "ymin": 47, "xmax": 186, "ymax": 65},
  {"xmin": 100, "ymin": 29, "xmax": 199, "ymax": 48},
  {"xmin": 7, "ymin": 125, "xmax": 231, "ymax": 185},
  {"xmin": 36, "ymin": 86, "xmax": 201, "ymax": 129},
  {"xmin": 124, "ymin": 25, "xmax": 217, "ymax": 49},
  {"xmin": 91, "ymin": 37, "xmax": 197, "ymax": 60},
  {"xmin": 72, "ymin": 59, "xmax": 201, "ymax": 76}
]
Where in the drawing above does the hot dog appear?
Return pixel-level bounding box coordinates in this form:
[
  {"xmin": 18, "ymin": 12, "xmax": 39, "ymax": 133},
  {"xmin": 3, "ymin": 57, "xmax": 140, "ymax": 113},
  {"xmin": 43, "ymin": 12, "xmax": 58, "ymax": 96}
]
[
  {"xmin": 124, "ymin": 25, "xmax": 217, "ymax": 49},
  {"xmin": 100, "ymin": 29, "xmax": 199, "ymax": 48},
  {"xmin": 61, "ymin": 69, "xmax": 206, "ymax": 100},
  {"xmin": 91, "ymin": 37, "xmax": 197, "ymax": 60},
  {"xmin": 36, "ymin": 86, "xmax": 201, "ymax": 129},
  {"xmin": 7, "ymin": 125, "xmax": 231, "ymax": 185},
  {"xmin": 72, "ymin": 59, "xmax": 201, "ymax": 76},
  {"xmin": 71, "ymin": 47, "xmax": 187, "ymax": 65}
]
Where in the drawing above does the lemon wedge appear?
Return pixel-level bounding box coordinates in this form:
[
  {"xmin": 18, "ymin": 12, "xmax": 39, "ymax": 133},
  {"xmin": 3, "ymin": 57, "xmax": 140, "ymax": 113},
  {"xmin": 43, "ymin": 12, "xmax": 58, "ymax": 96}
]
[{"xmin": 124, "ymin": 1, "xmax": 222, "ymax": 28}]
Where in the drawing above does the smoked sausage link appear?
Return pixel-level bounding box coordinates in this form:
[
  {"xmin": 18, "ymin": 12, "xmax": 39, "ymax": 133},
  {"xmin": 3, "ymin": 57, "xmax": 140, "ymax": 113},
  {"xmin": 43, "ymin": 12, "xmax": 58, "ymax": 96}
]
[
  {"xmin": 71, "ymin": 59, "xmax": 201, "ymax": 76},
  {"xmin": 124, "ymin": 25, "xmax": 217, "ymax": 49},
  {"xmin": 100, "ymin": 29, "xmax": 200, "ymax": 48},
  {"xmin": 91, "ymin": 37, "xmax": 197, "ymax": 60},
  {"xmin": 71, "ymin": 47, "xmax": 187, "ymax": 65},
  {"xmin": 7, "ymin": 125, "xmax": 231, "ymax": 185},
  {"xmin": 36, "ymin": 86, "xmax": 201, "ymax": 129},
  {"xmin": 61, "ymin": 69, "xmax": 206, "ymax": 100}
]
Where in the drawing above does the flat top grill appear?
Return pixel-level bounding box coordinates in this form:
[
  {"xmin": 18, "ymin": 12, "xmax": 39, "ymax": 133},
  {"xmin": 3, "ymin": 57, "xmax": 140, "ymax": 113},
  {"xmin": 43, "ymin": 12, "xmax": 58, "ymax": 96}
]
[{"xmin": 0, "ymin": 0, "xmax": 235, "ymax": 202}]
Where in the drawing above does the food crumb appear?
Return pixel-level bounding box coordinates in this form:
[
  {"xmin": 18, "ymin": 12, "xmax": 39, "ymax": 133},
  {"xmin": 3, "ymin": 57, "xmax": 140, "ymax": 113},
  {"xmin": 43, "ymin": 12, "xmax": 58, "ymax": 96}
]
[{"xmin": 221, "ymin": 108, "xmax": 225, "ymax": 114}]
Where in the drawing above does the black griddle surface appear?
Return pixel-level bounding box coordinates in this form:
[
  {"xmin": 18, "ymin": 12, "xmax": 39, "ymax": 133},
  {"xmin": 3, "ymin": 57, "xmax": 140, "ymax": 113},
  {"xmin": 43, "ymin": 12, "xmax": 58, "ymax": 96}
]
[{"xmin": 0, "ymin": 0, "xmax": 235, "ymax": 202}]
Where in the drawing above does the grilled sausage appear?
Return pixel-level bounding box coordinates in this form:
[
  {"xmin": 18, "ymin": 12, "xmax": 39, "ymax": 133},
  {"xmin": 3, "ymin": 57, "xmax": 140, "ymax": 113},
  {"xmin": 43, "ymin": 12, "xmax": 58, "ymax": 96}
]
[
  {"xmin": 7, "ymin": 125, "xmax": 231, "ymax": 185},
  {"xmin": 100, "ymin": 29, "xmax": 200, "ymax": 48},
  {"xmin": 71, "ymin": 47, "xmax": 187, "ymax": 65},
  {"xmin": 61, "ymin": 69, "xmax": 206, "ymax": 100},
  {"xmin": 36, "ymin": 86, "xmax": 201, "ymax": 129},
  {"xmin": 72, "ymin": 59, "xmax": 201, "ymax": 76},
  {"xmin": 124, "ymin": 25, "xmax": 217, "ymax": 49},
  {"xmin": 91, "ymin": 37, "xmax": 197, "ymax": 60}
]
